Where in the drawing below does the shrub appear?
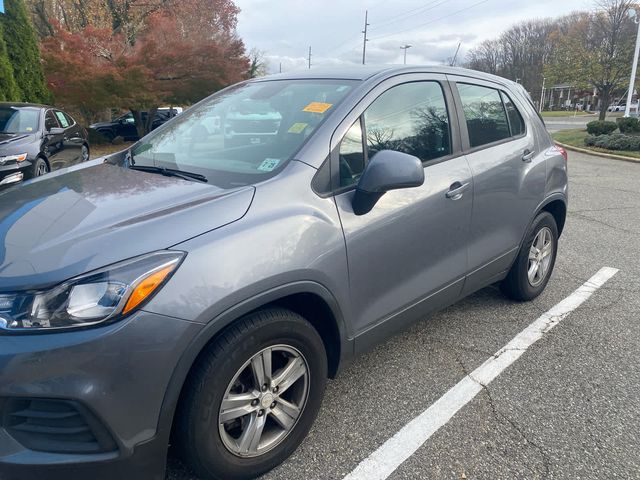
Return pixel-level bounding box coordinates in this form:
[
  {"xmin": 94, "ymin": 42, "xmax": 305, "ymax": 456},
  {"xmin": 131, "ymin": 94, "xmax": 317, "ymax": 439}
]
[
  {"xmin": 0, "ymin": 23, "xmax": 19, "ymax": 101},
  {"xmin": 616, "ymin": 117, "xmax": 640, "ymax": 134},
  {"xmin": 0, "ymin": 0, "xmax": 50, "ymax": 103},
  {"xmin": 586, "ymin": 120, "xmax": 618, "ymax": 136},
  {"xmin": 584, "ymin": 133, "xmax": 640, "ymax": 151}
]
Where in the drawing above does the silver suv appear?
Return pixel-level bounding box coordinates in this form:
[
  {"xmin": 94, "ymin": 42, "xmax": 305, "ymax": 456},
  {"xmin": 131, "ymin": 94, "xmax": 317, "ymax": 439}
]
[{"xmin": 0, "ymin": 66, "xmax": 567, "ymax": 480}]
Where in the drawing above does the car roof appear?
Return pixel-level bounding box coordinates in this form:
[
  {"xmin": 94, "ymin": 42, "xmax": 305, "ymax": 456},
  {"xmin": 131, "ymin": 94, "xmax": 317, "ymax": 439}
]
[
  {"xmin": 254, "ymin": 65, "xmax": 520, "ymax": 88},
  {"xmin": 0, "ymin": 102, "xmax": 52, "ymax": 110}
]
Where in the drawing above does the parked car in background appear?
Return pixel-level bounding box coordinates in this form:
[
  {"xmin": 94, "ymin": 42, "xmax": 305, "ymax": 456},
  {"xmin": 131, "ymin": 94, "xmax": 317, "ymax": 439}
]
[
  {"xmin": 0, "ymin": 103, "xmax": 89, "ymax": 188},
  {"xmin": 223, "ymin": 100, "xmax": 282, "ymax": 147},
  {"xmin": 0, "ymin": 66, "xmax": 567, "ymax": 480},
  {"xmin": 89, "ymin": 107, "xmax": 182, "ymax": 142},
  {"xmin": 607, "ymin": 101, "xmax": 639, "ymax": 112}
]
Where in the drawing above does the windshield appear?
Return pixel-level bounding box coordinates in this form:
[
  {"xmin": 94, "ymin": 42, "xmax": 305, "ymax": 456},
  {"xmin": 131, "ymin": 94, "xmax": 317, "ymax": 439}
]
[
  {"xmin": 130, "ymin": 79, "xmax": 357, "ymax": 188},
  {"xmin": 0, "ymin": 107, "xmax": 40, "ymax": 134}
]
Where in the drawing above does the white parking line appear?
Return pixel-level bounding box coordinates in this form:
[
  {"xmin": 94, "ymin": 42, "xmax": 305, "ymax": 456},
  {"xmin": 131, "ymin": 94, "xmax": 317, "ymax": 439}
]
[{"xmin": 343, "ymin": 267, "xmax": 619, "ymax": 480}]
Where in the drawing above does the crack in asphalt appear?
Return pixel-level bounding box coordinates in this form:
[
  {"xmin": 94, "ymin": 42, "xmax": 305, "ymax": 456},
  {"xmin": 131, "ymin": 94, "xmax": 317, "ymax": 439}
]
[
  {"xmin": 567, "ymin": 211, "xmax": 638, "ymax": 234},
  {"xmin": 569, "ymin": 181, "xmax": 640, "ymax": 196},
  {"xmin": 570, "ymin": 206, "xmax": 637, "ymax": 214},
  {"xmin": 556, "ymin": 266, "xmax": 639, "ymax": 294},
  {"xmin": 435, "ymin": 337, "xmax": 553, "ymax": 479}
]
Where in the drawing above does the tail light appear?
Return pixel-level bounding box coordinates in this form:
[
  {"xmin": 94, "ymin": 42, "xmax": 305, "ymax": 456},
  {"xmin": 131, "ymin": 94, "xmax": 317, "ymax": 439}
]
[{"xmin": 556, "ymin": 145, "xmax": 568, "ymax": 162}]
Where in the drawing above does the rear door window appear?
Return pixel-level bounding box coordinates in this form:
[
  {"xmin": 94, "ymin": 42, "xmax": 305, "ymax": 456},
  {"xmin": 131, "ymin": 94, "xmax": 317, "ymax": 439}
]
[{"xmin": 457, "ymin": 83, "xmax": 510, "ymax": 148}]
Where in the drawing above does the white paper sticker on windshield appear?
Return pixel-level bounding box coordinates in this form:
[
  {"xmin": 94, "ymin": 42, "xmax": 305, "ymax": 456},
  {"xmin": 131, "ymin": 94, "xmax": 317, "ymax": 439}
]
[{"xmin": 258, "ymin": 158, "xmax": 281, "ymax": 172}]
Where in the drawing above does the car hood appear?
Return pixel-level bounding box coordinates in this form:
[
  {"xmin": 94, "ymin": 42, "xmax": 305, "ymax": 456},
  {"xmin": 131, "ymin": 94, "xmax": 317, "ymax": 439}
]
[
  {"xmin": 0, "ymin": 133, "xmax": 37, "ymax": 154},
  {"xmin": 0, "ymin": 162, "xmax": 255, "ymax": 291}
]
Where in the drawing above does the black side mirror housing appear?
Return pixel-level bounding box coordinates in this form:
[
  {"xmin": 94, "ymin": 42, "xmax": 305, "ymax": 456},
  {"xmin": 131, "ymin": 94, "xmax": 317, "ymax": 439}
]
[
  {"xmin": 352, "ymin": 150, "xmax": 425, "ymax": 215},
  {"xmin": 47, "ymin": 127, "xmax": 65, "ymax": 136}
]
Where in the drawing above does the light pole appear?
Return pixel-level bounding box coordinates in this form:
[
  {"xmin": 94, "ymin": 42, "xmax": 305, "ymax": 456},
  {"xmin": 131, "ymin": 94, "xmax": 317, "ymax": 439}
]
[
  {"xmin": 625, "ymin": 8, "xmax": 640, "ymax": 118},
  {"xmin": 539, "ymin": 77, "xmax": 546, "ymax": 113},
  {"xmin": 400, "ymin": 44, "xmax": 412, "ymax": 65},
  {"xmin": 362, "ymin": 10, "xmax": 369, "ymax": 65}
]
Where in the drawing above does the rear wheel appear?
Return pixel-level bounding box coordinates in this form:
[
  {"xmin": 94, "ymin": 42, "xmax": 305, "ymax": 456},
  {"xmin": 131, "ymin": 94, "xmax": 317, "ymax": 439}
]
[
  {"xmin": 501, "ymin": 211, "xmax": 558, "ymax": 301},
  {"xmin": 176, "ymin": 309, "xmax": 327, "ymax": 480}
]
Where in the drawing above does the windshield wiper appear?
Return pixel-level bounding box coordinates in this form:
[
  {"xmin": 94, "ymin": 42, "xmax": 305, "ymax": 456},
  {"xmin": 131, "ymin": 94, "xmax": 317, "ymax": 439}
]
[{"xmin": 129, "ymin": 165, "xmax": 208, "ymax": 183}]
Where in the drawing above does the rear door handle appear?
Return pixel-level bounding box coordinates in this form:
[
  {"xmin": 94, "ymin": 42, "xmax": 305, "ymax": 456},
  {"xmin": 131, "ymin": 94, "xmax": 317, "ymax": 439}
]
[
  {"xmin": 522, "ymin": 149, "xmax": 535, "ymax": 162},
  {"xmin": 445, "ymin": 181, "xmax": 470, "ymax": 200}
]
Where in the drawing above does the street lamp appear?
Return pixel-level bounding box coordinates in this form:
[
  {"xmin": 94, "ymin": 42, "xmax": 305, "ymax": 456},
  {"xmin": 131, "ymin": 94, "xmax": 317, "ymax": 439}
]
[
  {"xmin": 400, "ymin": 44, "xmax": 412, "ymax": 65},
  {"xmin": 624, "ymin": 8, "xmax": 640, "ymax": 118}
]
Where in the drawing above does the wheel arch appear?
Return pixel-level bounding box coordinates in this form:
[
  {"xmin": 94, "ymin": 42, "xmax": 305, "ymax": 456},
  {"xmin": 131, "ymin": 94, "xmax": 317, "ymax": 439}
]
[
  {"xmin": 539, "ymin": 196, "xmax": 567, "ymax": 236},
  {"xmin": 154, "ymin": 281, "xmax": 351, "ymax": 449},
  {"xmin": 36, "ymin": 153, "xmax": 50, "ymax": 168}
]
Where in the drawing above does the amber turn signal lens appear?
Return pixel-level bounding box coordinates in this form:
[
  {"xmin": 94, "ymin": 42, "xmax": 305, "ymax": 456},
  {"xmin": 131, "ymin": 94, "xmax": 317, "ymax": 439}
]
[{"xmin": 123, "ymin": 265, "xmax": 175, "ymax": 315}]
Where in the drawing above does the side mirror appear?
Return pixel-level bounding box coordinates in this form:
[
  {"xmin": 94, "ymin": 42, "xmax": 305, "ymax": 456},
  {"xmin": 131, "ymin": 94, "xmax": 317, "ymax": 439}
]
[
  {"xmin": 352, "ymin": 150, "xmax": 424, "ymax": 215},
  {"xmin": 47, "ymin": 127, "xmax": 65, "ymax": 136}
]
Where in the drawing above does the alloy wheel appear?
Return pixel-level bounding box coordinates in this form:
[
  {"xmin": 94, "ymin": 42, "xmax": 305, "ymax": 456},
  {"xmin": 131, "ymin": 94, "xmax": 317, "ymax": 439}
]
[
  {"xmin": 36, "ymin": 161, "xmax": 49, "ymax": 176},
  {"xmin": 528, "ymin": 226, "xmax": 553, "ymax": 287},
  {"xmin": 218, "ymin": 344, "xmax": 310, "ymax": 458}
]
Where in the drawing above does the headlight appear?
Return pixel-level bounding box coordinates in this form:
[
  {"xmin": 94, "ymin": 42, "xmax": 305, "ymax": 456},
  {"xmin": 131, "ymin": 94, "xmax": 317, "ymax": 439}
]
[
  {"xmin": 0, "ymin": 153, "xmax": 28, "ymax": 165},
  {"xmin": 0, "ymin": 251, "xmax": 184, "ymax": 333}
]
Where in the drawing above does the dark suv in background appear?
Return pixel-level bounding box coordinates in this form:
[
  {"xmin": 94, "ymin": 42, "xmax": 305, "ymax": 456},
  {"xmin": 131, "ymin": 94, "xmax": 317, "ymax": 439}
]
[
  {"xmin": 89, "ymin": 108, "xmax": 182, "ymax": 142},
  {"xmin": 0, "ymin": 103, "xmax": 89, "ymax": 187}
]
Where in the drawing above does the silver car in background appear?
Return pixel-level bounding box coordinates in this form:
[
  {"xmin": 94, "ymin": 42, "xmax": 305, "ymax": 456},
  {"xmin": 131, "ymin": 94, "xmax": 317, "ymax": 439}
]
[{"xmin": 0, "ymin": 66, "xmax": 567, "ymax": 480}]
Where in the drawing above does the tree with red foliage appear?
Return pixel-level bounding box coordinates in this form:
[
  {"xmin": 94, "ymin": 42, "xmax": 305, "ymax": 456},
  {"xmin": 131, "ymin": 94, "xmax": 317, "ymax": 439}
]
[{"xmin": 40, "ymin": 0, "xmax": 249, "ymax": 133}]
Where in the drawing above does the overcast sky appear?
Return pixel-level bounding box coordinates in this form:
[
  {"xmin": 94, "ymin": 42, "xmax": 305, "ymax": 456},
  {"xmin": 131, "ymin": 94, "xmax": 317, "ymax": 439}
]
[{"xmin": 235, "ymin": 0, "xmax": 591, "ymax": 73}]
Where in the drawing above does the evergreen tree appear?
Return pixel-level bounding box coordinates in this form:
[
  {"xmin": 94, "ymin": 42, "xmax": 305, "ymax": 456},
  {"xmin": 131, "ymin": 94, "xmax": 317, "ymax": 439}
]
[
  {"xmin": 0, "ymin": 22, "xmax": 20, "ymax": 102},
  {"xmin": 1, "ymin": 0, "xmax": 49, "ymax": 103}
]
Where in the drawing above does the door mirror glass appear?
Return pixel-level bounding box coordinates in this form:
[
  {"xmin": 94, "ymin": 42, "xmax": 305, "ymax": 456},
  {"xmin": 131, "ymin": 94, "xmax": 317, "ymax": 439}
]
[{"xmin": 352, "ymin": 149, "xmax": 424, "ymax": 215}]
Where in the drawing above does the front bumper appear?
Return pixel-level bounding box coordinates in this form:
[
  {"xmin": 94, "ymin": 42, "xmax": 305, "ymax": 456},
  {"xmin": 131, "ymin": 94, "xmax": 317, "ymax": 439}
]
[
  {"xmin": 0, "ymin": 161, "xmax": 32, "ymax": 187},
  {"xmin": 0, "ymin": 311, "xmax": 203, "ymax": 479}
]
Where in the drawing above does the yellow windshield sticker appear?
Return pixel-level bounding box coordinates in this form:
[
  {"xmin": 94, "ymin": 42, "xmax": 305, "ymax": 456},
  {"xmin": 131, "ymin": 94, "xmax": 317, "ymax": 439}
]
[
  {"xmin": 288, "ymin": 122, "xmax": 308, "ymax": 134},
  {"xmin": 303, "ymin": 102, "xmax": 333, "ymax": 113}
]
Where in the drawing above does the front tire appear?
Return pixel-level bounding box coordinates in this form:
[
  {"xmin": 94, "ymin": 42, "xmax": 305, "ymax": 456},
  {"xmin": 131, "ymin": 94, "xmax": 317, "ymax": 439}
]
[
  {"xmin": 176, "ymin": 309, "xmax": 327, "ymax": 480},
  {"xmin": 81, "ymin": 144, "xmax": 90, "ymax": 162},
  {"xmin": 32, "ymin": 157, "xmax": 49, "ymax": 177},
  {"xmin": 501, "ymin": 211, "xmax": 558, "ymax": 301}
]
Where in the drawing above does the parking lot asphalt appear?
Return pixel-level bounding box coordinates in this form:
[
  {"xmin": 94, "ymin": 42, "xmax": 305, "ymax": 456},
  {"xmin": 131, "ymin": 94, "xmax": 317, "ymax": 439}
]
[{"xmin": 167, "ymin": 149, "xmax": 640, "ymax": 480}]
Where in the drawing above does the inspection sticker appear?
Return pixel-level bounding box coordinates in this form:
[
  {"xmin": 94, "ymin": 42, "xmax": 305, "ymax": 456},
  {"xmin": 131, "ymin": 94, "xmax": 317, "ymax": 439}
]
[
  {"xmin": 288, "ymin": 122, "xmax": 308, "ymax": 134},
  {"xmin": 303, "ymin": 102, "xmax": 333, "ymax": 113},
  {"xmin": 257, "ymin": 158, "xmax": 281, "ymax": 172}
]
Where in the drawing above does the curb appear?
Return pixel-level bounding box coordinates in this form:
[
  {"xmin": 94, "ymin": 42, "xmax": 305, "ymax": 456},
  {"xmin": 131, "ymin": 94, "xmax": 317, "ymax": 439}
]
[{"xmin": 554, "ymin": 141, "xmax": 640, "ymax": 164}]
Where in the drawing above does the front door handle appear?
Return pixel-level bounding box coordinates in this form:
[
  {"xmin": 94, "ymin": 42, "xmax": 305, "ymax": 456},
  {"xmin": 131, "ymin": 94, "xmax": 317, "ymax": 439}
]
[
  {"xmin": 522, "ymin": 149, "xmax": 535, "ymax": 162},
  {"xmin": 445, "ymin": 181, "xmax": 469, "ymax": 200}
]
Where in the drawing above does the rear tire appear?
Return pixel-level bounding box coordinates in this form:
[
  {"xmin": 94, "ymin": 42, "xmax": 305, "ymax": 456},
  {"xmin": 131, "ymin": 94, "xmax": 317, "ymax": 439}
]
[
  {"xmin": 501, "ymin": 211, "xmax": 558, "ymax": 301},
  {"xmin": 176, "ymin": 308, "xmax": 327, "ymax": 480}
]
